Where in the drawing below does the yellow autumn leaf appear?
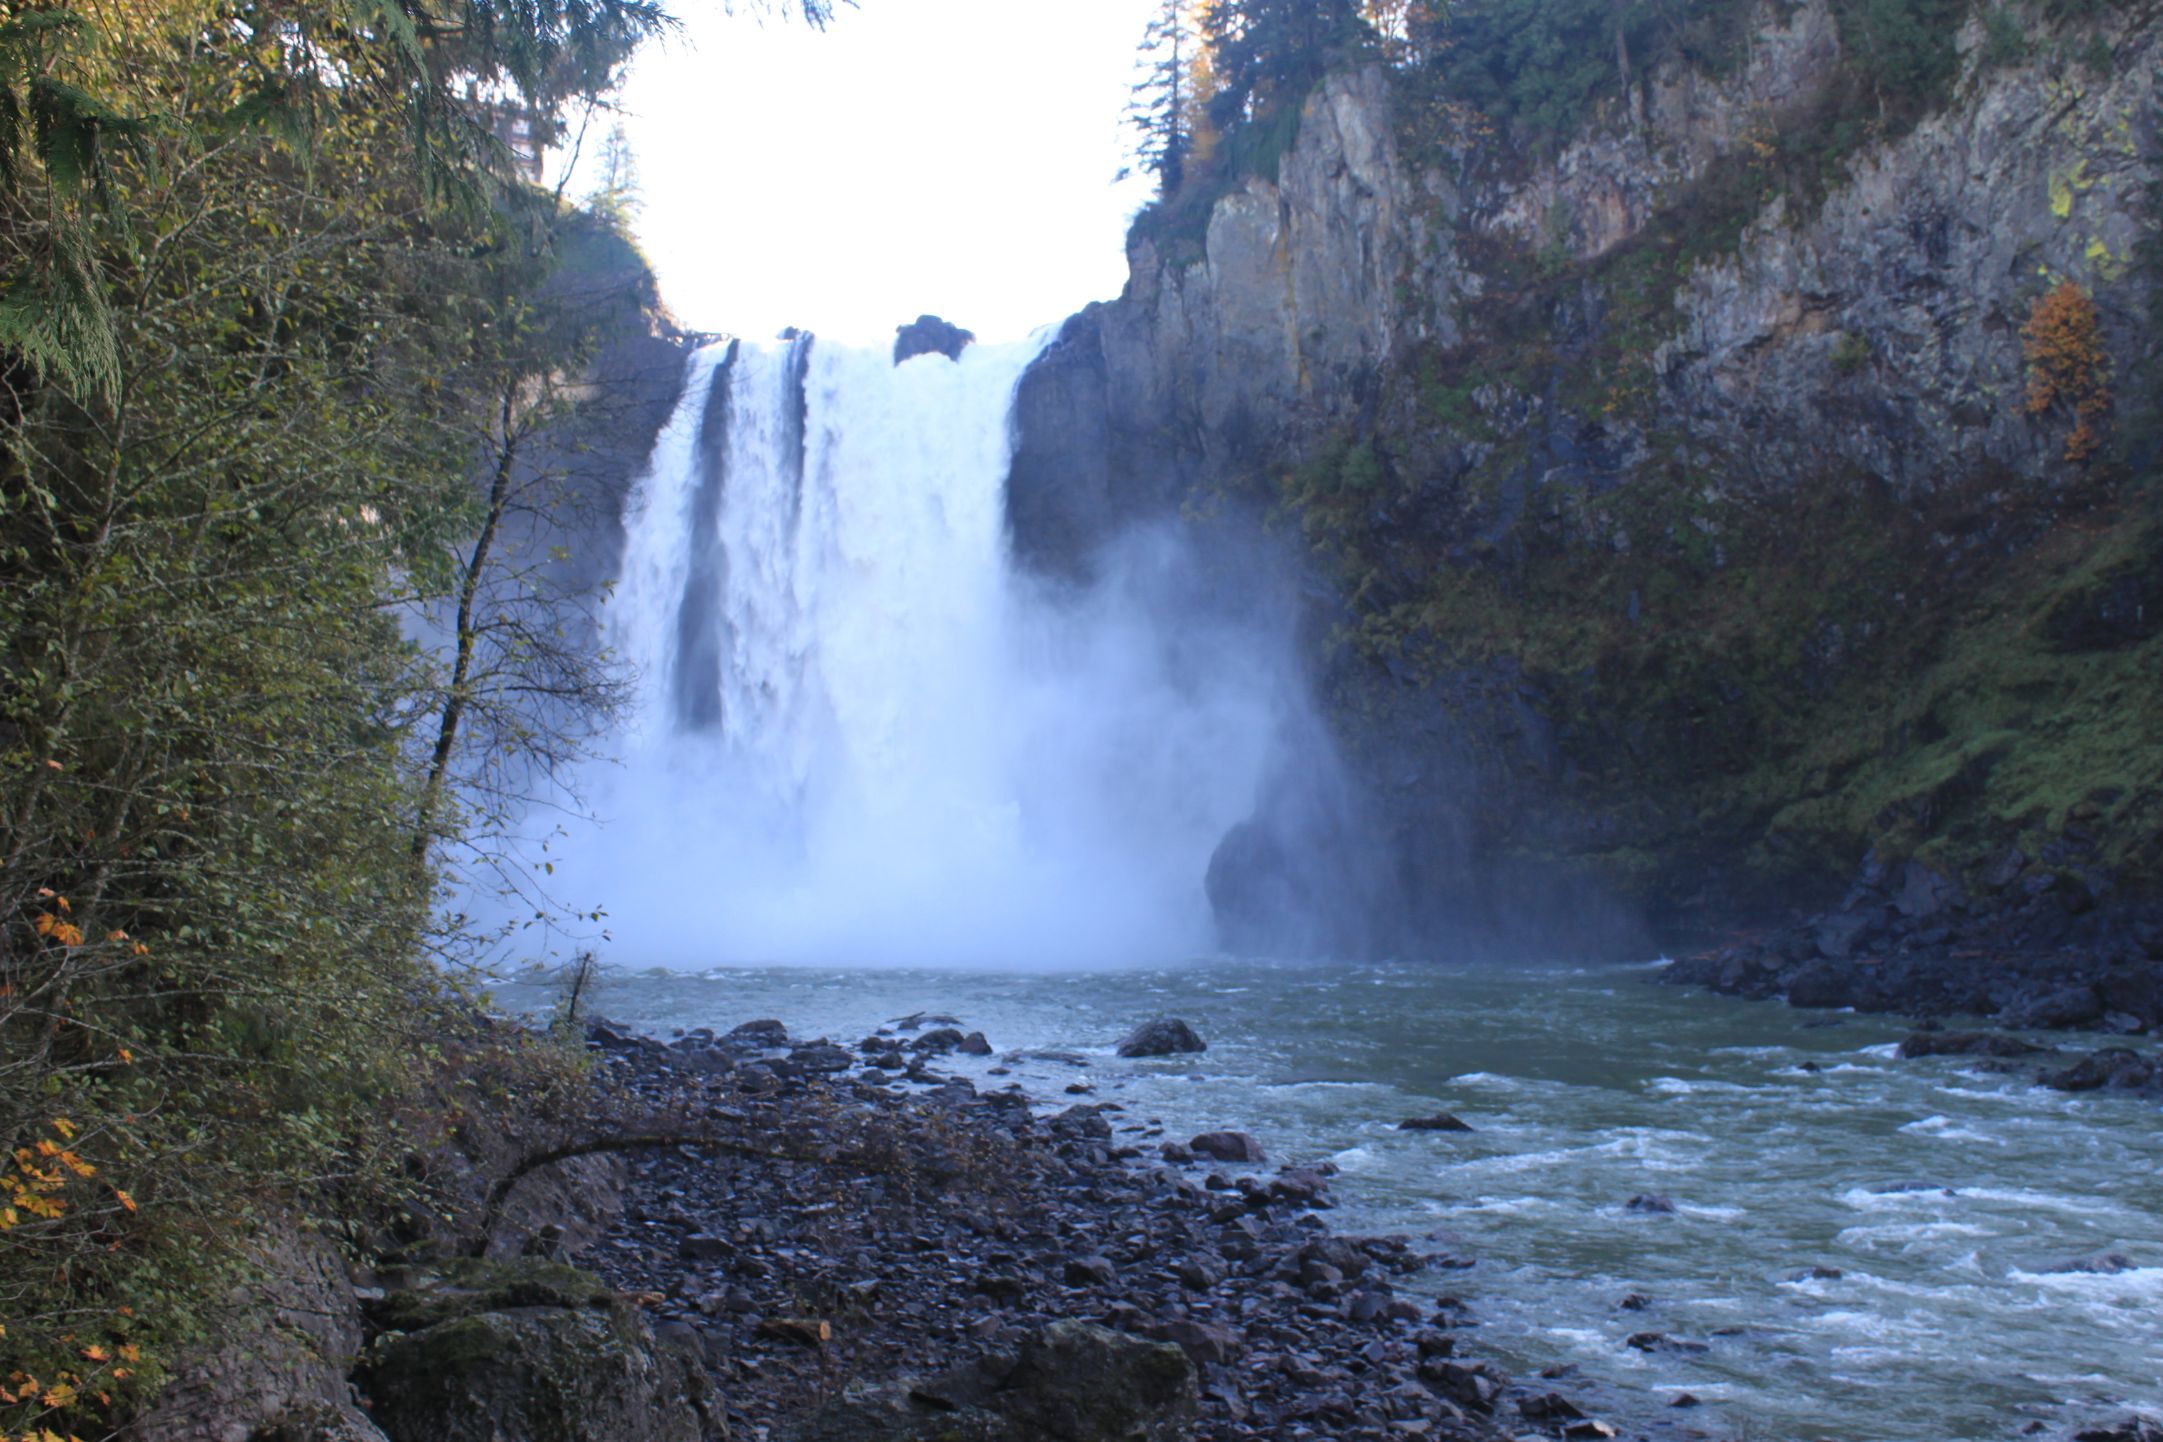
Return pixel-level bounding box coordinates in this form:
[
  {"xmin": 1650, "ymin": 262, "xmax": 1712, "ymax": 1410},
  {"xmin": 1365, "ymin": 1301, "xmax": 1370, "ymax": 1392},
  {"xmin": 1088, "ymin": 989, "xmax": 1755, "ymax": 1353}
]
[
  {"xmin": 113, "ymin": 1190, "xmax": 135, "ymax": 1213},
  {"xmin": 50, "ymin": 1119, "xmax": 75, "ymax": 1140}
]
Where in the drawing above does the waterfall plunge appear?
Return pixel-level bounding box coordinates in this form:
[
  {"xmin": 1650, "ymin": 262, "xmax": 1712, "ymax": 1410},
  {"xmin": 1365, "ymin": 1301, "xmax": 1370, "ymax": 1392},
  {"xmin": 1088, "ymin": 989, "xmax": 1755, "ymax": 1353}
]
[{"xmin": 560, "ymin": 333, "xmax": 1293, "ymax": 968}]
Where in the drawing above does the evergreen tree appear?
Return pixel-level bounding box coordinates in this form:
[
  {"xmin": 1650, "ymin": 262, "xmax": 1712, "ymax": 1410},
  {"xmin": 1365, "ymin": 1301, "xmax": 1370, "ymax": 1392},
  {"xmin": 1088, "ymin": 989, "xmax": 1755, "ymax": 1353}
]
[
  {"xmin": 1127, "ymin": 0, "xmax": 1198, "ymax": 194},
  {"xmin": 1201, "ymin": 0, "xmax": 1368, "ymax": 133}
]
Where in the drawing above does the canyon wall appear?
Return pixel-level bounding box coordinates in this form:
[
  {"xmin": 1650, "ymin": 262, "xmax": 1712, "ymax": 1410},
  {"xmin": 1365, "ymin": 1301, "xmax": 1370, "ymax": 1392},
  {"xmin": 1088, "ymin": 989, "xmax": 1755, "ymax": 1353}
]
[{"xmin": 1009, "ymin": 0, "xmax": 2163, "ymax": 955}]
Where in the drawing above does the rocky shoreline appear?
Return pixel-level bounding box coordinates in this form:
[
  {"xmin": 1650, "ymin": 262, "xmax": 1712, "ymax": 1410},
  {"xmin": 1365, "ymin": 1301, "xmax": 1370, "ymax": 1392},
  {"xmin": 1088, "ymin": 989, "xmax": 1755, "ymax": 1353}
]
[
  {"xmin": 569, "ymin": 1013, "xmax": 1616, "ymax": 1442},
  {"xmin": 1662, "ymin": 850, "xmax": 2163, "ymax": 1097}
]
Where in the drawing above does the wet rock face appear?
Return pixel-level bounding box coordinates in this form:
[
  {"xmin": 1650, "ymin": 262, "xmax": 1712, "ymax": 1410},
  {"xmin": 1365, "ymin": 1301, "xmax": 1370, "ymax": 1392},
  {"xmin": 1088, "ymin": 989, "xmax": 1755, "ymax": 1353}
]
[
  {"xmin": 893, "ymin": 313, "xmax": 975, "ymax": 364},
  {"xmin": 358, "ymin": 1259, "xmax": 718, "ymax": 1442}
]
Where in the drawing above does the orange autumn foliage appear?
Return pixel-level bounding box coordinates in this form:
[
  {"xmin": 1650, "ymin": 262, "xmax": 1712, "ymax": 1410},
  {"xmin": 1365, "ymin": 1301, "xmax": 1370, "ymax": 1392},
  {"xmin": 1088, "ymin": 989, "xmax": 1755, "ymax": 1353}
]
[{"xmin": 2021, "ymin": 280, "xmax": 2110, "ymax": 464}]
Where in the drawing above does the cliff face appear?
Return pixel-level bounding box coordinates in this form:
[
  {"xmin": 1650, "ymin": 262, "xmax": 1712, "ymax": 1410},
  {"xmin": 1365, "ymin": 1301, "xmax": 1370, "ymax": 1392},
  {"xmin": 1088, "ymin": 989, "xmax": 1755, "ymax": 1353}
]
[{"xmin": 1009, "ymin": 0, "xmax": 2163, "ymax": 956}]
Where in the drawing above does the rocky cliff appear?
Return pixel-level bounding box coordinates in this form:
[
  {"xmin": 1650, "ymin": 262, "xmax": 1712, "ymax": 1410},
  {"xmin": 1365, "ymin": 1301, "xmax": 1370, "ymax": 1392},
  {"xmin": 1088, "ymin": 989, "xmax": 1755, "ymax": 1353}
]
[{"xmin": 1009, "ymin": 0, "xmax": 2163, "ymax": 957}]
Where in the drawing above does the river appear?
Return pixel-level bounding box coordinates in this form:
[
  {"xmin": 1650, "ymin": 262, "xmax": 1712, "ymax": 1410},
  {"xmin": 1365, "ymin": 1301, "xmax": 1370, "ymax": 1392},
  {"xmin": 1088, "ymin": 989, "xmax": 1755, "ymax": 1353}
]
[{"xmin": 497, "ymin": 955, "xmax": 2163, "ymax": 1442}]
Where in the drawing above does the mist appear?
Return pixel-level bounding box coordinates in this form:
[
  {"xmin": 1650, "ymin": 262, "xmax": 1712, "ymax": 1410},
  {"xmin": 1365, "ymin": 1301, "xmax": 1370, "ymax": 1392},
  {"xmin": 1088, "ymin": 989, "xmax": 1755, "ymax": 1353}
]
[{"xmin": 514, "ymin": 334, "xmax": 1330, "ymax": 970}]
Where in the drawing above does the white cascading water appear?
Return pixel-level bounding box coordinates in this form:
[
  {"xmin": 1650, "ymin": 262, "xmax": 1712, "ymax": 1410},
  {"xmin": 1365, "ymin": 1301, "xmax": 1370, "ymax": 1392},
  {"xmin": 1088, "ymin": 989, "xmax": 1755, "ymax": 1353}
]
[{"xmin": 552, "ymin": 332, "xmax": 1288, "ymax": 967}]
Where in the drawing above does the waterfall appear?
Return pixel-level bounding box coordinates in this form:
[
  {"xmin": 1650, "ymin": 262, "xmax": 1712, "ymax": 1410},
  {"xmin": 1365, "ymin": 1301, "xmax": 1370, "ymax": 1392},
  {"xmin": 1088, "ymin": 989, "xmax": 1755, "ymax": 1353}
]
[{"xmin": 554, "ymin": 331, "xmax": 1293, "ymax": 968}]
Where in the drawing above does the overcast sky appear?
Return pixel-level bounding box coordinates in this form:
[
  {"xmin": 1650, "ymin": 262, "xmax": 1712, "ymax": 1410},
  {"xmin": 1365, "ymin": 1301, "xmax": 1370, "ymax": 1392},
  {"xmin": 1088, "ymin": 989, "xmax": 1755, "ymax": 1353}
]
[{"xmin": 561, "ymin": 0, "xmax": 1162, "ymax": 347}]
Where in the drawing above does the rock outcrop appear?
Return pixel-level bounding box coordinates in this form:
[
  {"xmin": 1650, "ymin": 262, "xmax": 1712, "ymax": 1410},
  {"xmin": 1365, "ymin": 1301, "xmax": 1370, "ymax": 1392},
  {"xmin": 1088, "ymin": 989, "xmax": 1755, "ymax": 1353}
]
[
  {"xmin": 1008, "ymin": 0, "xmax": 2163, "ymax": 954},
  {"xmin": 359, "ymin": 1260, "xmax": 719, "ymax": 1442},
  {"xmin": 894, "ymin": 313, "xmax": 976, "ymax": 363}
]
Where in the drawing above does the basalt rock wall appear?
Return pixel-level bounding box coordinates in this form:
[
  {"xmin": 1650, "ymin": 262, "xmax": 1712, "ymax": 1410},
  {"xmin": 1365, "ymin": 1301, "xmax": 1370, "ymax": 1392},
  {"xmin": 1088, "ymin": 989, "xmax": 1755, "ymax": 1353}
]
[{"xmin": 1009, "ymin": 0, "xmax": 2163, "ymax": 957}]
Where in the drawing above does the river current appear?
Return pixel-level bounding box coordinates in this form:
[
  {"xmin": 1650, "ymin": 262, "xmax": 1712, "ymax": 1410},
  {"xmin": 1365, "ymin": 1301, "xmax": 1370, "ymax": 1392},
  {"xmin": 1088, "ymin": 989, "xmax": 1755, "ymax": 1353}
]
[{"xmin": 498, "ymin": 957, "xmax": 2163, "ymax": 1442}]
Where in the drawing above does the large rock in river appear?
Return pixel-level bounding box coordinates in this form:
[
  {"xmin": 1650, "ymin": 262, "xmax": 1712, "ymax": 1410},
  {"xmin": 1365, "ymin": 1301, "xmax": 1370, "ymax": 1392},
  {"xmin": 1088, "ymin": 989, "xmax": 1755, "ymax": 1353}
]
[{"xmin": 1117, "ymin": 1017, "xmax": 1207, "ymax": 1057}]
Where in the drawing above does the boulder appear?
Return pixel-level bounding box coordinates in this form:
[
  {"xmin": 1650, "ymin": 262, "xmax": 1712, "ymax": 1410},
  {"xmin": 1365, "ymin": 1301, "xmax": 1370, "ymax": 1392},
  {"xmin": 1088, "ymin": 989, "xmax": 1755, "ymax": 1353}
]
[
  {"xmin": 1999, "ymin": 985, "xmax": 2105, "ymax": 1030},
  {"xmin": 779, "ymin": 1321, "xmax": 1195, "ymax": 1442},
  {"xmin": 1001, "ymin": 1321, "xmax": 1197, "ymax": 1439},
  {"xmin": 727, "ymin": 1018, "xmax": 790, "ymax": 1046},
  {"xmin": 358, "ymin": 1260, "xmax": 718, "ymax": 1442},
  {"xmin": 1189, "ymin": 1131, "xmax": 1266, "ymax": 1164},
  {"xmin": 2041, "ymin": 1048, "xmax": 2155, "ymax": 1092},
  {"xmin": 1785, "ymin": 959, "xmax": 1859, "ymax": 1008},
  {"xmin": 1895, "ymin": 1031, "xmax": 2049, "ymax": 1060},
  {"xmin": 1398, "ymin": 1113, "xmax": 1474, "ymax": 1132},
  {"xmin": 1893, "ymin": 861, "xmax": 1961, "ymax": 920},
  {"xmin": 893, "ymin": 314, "xmax": 975, "ymax": 364},
  {"xmin": 1117, "ymin": 1018, "xmax": 1207, "ymax": 1058},
  {"xmin": 2075, "ymin": 1418, "xmax": 2163, "ymax": 1442}
]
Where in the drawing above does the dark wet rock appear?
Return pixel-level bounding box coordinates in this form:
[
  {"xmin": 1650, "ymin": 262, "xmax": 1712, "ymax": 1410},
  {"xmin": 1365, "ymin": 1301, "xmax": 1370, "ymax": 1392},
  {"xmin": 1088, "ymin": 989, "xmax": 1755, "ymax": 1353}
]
[
  {"xmin": 358, "ymin": 1260, "xmax": 715, "ymax": 1442},
  {"xmin": 1562, "ymin": 1423, "xmax": 1619, "ymax": 1440},
  {"xmin": 1788, "ymin": 1265, "xmax": 1843, "ymax": 1281},
  {"xmin": 1189, "ymin": 1131, "xmax": 1266, "ymax": 1164},
  {"xmin": 1624, "ymin": 1194, "xmax": 1676, "ymax": 1214},
  {"xmin": 1158, "ymin": 1140, "xmax": 1197, "ymax": 1164},
  {"xmin": 1519, "ymin": 1392, "xmax": 1585, "ymax": 1422},
  {"xmin": 1398, "ymin": 1113, "xmax": 1474, "ymax": 1132},
  {"xmin": 892, "ymin": 315, "xmax": 974, "ymax": 364},
  {"xmin": 1063, "ymin": 1254, "xmax": 1117, "ymax": 1287},
  {"xmin": 1156, "ymin": 1318, "xmax": 1241, "ymax": 1367},
  {"xmin": 727, "ymin": 1018, "xmax": 790, "ymax": 1047},
  {"xmin": 677, "ymin": 1233, "xmax": 733, "ymax": 1262},
  {"xmin": 2040, "ymin": 1048, "xmax": 2156, "ymax": 1092},
  {"xmin": 782, "ymin": 1323, "xmax": 1192, "ymax": 1441},
  {"xmin": 998, "ymin": 1321, "xmax": 1198, "ymax": 1441},
  {"xmin": 788, "ymin": 1042, "xmax": 853, "ymax": 1074},
  {"xmin": 1669, "ymin": 1393, "xmax": 1701, "ymax": 1408},
  {"xmin": 1894, "ymin": 861, "xmax": 1961, "ymax": 920},
  {"xmin": 908, "ymin": 1028, "xmax": 968, "ymax": 1054},
  {"xmin": 2002, "ymin": 985, "xmax": 2106, "ymax": 1030},
  {"xmin": 1897, "ymin": 1031, "xmax": 2051, "ymax": 1060},
  {"xmin": 1617, "ymin": 1292, "xmax": 1652, "ymax": 1310},
  {"xmin": 2074, "ymin": 1418, "xmax": 2163, "ymax": 1442},
  {"xmin": 2046, "ymin": 1251, "xmax": 2136, "ymax": 1275},
  {"xmin": 956, "ymin": 1031, "xmax": 994, "ymax": 1056},
  {"xmin": 1117, "ymin": 1018, "xmax": 1208, "ymax": 1058},
  {"xmin": 1624, "ymin": 1332, "xmax": 1708, "ymax": 1355},
  {"xmin": 1419, "ymin": 1359, "xmax": 1508, "ymax": 1411},
  {"xmin": 1785, "ymin": 958, "xmax": 1860, "ymax": 1006}
]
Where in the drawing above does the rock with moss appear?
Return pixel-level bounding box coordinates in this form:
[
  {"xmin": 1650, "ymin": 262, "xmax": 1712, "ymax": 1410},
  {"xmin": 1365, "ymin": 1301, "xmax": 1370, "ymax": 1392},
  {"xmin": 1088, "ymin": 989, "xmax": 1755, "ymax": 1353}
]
[{"xmin": 359, "ymin": 1259, "xmax": 720, "ymax": 1442}]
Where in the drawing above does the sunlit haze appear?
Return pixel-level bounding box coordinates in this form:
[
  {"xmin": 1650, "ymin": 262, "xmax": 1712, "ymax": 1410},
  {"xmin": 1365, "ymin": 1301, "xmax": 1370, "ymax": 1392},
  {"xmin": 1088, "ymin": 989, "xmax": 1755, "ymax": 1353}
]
[{"xmin": 558, "ymin": 0, "xmax": 1162, "ymax": 345}]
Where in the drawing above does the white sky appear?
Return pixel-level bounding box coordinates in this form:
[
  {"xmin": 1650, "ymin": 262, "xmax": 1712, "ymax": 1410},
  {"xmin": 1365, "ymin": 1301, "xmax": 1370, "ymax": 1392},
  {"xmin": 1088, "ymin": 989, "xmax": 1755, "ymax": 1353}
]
[{"xmin": 562, "ymin": 0, "xmax": 1162, "ymax": 347}]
